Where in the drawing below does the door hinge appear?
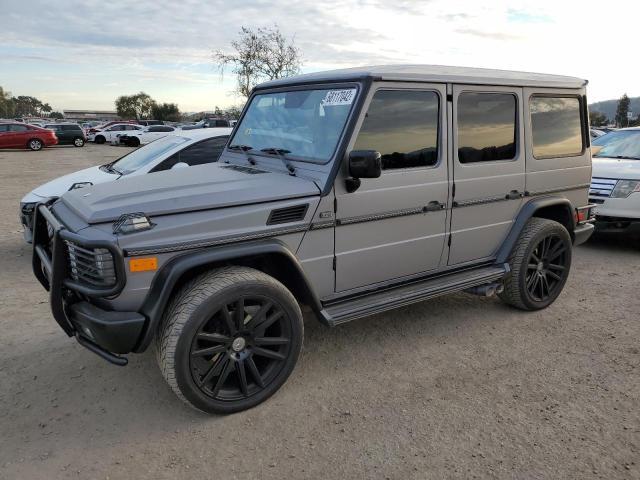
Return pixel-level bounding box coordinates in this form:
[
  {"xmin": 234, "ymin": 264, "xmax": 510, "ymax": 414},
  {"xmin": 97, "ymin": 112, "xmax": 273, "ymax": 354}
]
[
  {"xmin": 332, "ymin": 257, "xmax": 336, "ymax": 270},
  {"xmin": 333, "ymin": 197, "xmax": 338, "ymax": 213},
  {"xmin": 446, "ymin": 93, "xmax": 453, "ymax": 102},
  {"xmin": 452, "ymin": 182, "xmax": 456, "ymax": 198},
  {"xmin": 448, "ymin": 234, "xmax": 452, "ymax": 247}
]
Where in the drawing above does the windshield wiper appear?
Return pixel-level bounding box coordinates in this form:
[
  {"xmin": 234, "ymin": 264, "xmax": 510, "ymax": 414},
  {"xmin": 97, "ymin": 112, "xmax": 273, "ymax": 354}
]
[
  {"xmin": 260, "ymin": 147, "xmax": 296, "ymax": 174},
  {"xmin": 228, "ymin": 144, "xmax": 253, "ymax": 152},
  {"xmin": 101, "ymin": 162, "xmax": 123, "ymax": 175},
  {"xmin": 614, "ymin": 155, "xmax": 640, "ymax": 160}
]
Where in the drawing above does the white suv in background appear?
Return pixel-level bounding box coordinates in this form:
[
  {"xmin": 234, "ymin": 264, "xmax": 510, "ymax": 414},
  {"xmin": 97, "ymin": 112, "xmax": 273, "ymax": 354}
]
[
  {"xmin": 89, "ymin": 123, "xmax": 143, "ymax": 144},
  {"xmin": 589, "ymin": 127, "xmax": 640, "ymax": 234}
]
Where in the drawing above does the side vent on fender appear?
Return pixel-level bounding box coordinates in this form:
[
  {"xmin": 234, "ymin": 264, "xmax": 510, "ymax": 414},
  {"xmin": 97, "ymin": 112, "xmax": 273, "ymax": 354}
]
[{"xmin": 267, "ymin": 204, "xmax": 309, "ymax": 225}]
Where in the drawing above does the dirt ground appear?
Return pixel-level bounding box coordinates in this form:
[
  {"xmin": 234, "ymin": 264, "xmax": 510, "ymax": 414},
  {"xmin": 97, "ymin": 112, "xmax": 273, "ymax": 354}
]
[{"xmin": 0, "ymin": 144, "xmax": 638, "ymax": 480}]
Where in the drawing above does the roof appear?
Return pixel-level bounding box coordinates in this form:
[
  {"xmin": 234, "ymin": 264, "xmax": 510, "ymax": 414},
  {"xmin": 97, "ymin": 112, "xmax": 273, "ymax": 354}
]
[
  {"xmin": 175, "ymin": 127, "xmax": 233, "ymax": 140},
  {"xmin": 257, "ymin": 64, "xmax": 587, "ymax": 90}
]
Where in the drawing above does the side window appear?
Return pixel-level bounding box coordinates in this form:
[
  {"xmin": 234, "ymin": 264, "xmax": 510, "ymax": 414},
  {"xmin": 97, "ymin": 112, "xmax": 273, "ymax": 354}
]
[
  {"xmin": 160, "ymin": 126, "xmax": 174, "ymax": 132},
  {"xmin": 151, "ymin": 153, "xmax": 180, "ymax": 172},
  {"xmin": 62, "ymin": 125, "xmax": 80, "ymax": 131},
  {"xmin": 179, "ymin": 137, "xmax": 229, "ymax": 165},
  {"xmin": 0, "ymin": 124, "xmax": 9, "ymax": 132},
  {"xmin": 530, "ymin": 96, "xmax": 583, "ymax": 158},
  {"xmin": 148, "ymin": 126, "xmax": 161, "ymax": 132},
  {"xmin": 9, "ymin": 124, "xmax": 28, "ymax": 132},
  {"xmin": 353, "ymin": 90, "xmax": 439, "ymax": 170},
  {"xmin": 457, "ymin": 92, "xmax": 517, "ymax": 163},
  {"xmin": 107, "ymin": 126, "xmax": 119, "ymax": 131}
]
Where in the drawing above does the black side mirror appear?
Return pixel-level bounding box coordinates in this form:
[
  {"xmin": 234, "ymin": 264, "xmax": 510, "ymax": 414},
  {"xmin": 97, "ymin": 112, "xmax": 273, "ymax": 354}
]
[{"xmin": 348, "ymin": 150, "xmax": 382, "ymax": 178}]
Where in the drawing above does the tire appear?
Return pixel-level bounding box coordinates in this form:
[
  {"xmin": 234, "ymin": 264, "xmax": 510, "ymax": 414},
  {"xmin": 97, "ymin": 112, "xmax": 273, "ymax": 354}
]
[
  {"xmin": 73, "ymin": 137, "xmax": 85, "ymax": 147},
  {"xmin": 94, "ymin": 135, "xmax": 105, "ymax": 144},
  {"xmin": 27, "ymin": 138, "xmax": 43, "ymax": 151},
  {"xmin": 499, "ymin": 217, "xmax": 572, "ymax": 311},
  {"xmin": 156, "ymin": 266, "xmax": 303, "ymax": 414},
  {"xmin": 127, "ymin": 137, "xmax": 140, "ymax": 147}
]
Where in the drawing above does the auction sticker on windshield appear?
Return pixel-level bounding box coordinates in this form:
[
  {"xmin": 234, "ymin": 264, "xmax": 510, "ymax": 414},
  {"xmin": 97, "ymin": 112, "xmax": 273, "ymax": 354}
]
[{"xmin": 322, "ymin": 89, "xmax": 356, "ymax": 106}]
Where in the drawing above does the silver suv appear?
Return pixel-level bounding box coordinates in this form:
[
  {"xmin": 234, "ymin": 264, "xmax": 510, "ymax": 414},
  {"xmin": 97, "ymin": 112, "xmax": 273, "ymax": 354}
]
[{"xmin": 31, "ymin": 65, "xmax": 595, "ymax": 413}]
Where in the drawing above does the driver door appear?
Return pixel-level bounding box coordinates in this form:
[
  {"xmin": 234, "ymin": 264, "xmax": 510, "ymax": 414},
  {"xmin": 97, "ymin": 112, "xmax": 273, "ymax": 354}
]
[{"xmin": 334, "ymin": 84, "xmax": 450, "ymax": 292}]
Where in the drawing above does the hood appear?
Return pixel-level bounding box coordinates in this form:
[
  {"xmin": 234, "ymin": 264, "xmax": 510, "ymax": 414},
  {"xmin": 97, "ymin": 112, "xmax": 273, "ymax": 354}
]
[
  {"xmin": 61, "ymin": 163, "xmax": 321, "ymax": 224},
  {"xmin": 22, "ymin": 166, "xmax": 118, "ymax": 203},
  {"xmin": 592, "ymin": 156, "xmax": 640, "ymax": 180}
]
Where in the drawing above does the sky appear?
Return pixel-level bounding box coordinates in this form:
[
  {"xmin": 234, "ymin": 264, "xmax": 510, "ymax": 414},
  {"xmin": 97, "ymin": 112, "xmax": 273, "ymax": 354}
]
[{"xmin": 1, "ymin": 0, "xmax": 639, "ymax": 113}]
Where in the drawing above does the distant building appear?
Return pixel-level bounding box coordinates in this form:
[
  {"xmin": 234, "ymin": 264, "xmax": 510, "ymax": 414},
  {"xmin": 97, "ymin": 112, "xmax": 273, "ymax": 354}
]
[{"xmin": 63, "ymin": 110, "xmax": 120, "ymax": 122}]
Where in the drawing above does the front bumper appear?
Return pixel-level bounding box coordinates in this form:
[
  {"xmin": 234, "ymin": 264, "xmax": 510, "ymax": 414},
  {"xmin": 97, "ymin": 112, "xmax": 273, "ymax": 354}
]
[
  {"xmin": 594, "ymin": 216, "xmax": 640, "ymax": 234},
  {"xmin": 32, "ymin": 204, "xmax": 144, "ymax": 365}
]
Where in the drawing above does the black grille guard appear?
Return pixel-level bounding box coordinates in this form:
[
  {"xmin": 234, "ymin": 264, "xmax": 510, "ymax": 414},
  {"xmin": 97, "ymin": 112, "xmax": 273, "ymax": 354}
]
[{"xmin": 32, "ymin": 203, "xmax": 127, "ymax": 336}]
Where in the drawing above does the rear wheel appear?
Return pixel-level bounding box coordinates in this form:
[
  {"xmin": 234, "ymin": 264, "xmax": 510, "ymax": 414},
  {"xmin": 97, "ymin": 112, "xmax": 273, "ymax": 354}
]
[
  {"xmin": 27, "ymin": 138, "xmax": 43, "ymax": 151},
  {"xmin": 126, "ymin": 137, "xmax": 140, "ymax": 147},
  {"xmin": 73, "ymin": 137, "xmax": 85, "ymax": 147},
  {"xmin": 157, "ymin": 266, "xmax": 303, "ymax": 414},
  {"xmin": 499, "ymin": 218, "xmax": 572, "ymax": 310},
  {"xmin": 94, "ymin": 135, "xmax": 105, "ymax": 144}
]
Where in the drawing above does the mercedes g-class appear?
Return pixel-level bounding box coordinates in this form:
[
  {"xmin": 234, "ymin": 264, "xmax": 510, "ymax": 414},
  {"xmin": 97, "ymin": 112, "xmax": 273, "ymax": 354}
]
[{"xmin": 31, "ymin": 65, "xmax": 595, "ymax": 413}]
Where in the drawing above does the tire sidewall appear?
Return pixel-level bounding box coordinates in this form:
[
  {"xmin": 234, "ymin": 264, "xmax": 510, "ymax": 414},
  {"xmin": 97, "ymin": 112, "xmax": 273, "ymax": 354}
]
[
  {"xmin": 95, "ymin": 135, "xmax": 105, "ymax": 144},
  {"xmin": 74, "ymin": 137, "xmax": 85, "ymax": 147},
  {"xmin": 173, "ymin": 279, "xmax": 303, "ymax": 414},
  {"xmin": 516, "ymin": 222, "xmax": 572, "ymax": 310}
]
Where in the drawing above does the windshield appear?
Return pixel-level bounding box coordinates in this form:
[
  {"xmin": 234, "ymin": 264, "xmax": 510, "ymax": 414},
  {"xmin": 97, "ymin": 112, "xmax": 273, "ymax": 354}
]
[
  {"xmin": 111, "ymin": 135, "xmax": 189, "ymax": 174},
  {"xmin": 593, "ymin": 130, "xmax": 640, "ymax": 159},
  {"xmin": 229, "ymin": 87, "xmax": 357, "ymax": 163}
]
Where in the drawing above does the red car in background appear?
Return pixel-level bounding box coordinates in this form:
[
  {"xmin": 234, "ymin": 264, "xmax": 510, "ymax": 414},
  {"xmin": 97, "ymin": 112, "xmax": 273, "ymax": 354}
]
[{"xmin": 0, "ymin": 122, "xmax": 58, "ymax": 151}]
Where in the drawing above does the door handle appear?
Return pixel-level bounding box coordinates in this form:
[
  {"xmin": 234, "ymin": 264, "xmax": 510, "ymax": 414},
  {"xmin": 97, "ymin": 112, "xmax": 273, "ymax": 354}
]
[
  {"xmin": 425, "ymin": 201, "xmax": 446, "ymax": 212},
  {"xmin": 505, "ymin": 190, "xmax": 522, "ymax": 200}
]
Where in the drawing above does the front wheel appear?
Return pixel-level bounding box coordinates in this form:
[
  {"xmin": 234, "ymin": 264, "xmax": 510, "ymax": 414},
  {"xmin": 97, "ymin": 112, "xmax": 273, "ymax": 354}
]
[
  {"xmin": 27, "ymin": 138, "xmax": 43, "ymax": 151},
  {"xmin": 73, "ymin": 137, "xmax": 85, "ymax": 147},
  {"xmin": 94, "ymin": 135, "xmax": 105, "ymax": 144},
  {"xmin": 499, "ymin": 218, "xmax": 572, "ymax": 310},
  {"xmin": 156, "ymin": 266, "xmax": 303, "ymax": 414}
]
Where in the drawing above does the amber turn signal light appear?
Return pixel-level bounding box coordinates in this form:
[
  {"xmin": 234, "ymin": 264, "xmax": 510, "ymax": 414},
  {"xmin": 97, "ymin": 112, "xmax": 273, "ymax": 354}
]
[{"xmin": 129, "ymin": 257, "xmax": 158, "ymax": 272}]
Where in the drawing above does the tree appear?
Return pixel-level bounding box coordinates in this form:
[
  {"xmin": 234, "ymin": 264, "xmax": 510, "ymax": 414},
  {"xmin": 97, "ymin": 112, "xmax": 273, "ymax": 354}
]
[
  {"xmin": 115, "ymin": 92, "xmax": 155, "ymax": 119},
  {"xmin": 214, "ymin": 26, "xmax": 302, "ymax": 98},
  {"xmin": 13, "ymin": 95, "xmax": 44, "ymax": 117},
  {"xmin": 589, "ymin": 110, "xmax": 608, "ymax": 127},
  {"xmin": 615, "ymin": 93, "xmax": 630, "ymax": 127},
  {"xmin": 0, "ymin": 86, "xmax": 15, "ymax": 118},
  {"xmin": 223, "ymin": 105, "xmax": 243, "ymax": 119},
  {"xmin": 49, "ymin": 111, "xmax": 64, "ymax": 119},
  {"xmin": 151, "ymin": 102, "xmax": 181, "ymax": 122}
]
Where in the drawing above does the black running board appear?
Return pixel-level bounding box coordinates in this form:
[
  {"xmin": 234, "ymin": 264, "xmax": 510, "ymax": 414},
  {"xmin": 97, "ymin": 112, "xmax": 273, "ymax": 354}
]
[{"xmin": 319, "ymin": 264, "xmax": 509, "ymax": 327}]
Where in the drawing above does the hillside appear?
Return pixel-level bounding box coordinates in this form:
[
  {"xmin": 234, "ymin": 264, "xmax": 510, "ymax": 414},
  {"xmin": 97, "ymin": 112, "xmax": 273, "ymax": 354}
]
[{"xmin": 589, "ymin": 96, "xmax": 640, "ymax": 122}]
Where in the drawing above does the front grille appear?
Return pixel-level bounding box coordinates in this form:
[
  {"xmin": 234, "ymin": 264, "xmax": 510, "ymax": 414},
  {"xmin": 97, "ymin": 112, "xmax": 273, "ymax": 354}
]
[
  {"xmin": 589, "ymin": 177, "xmax": 617, "ymax": 198},
  {"xmin": 66, "ymin": 241, "xmax": 117, "ymax": 287}
]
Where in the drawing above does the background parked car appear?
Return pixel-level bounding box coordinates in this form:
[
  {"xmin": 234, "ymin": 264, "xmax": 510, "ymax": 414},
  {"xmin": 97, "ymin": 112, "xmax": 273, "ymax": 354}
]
[
  {"xmin": 589, "ymin": 127, "xmax": 640, "ymax": 234},
  {"xmin": 590, "ymin": 128, "xmax": 607, "ymax": 139},
  {"xmin": 89, "ymin": 123, "xmax": 143, "ymax": 144},
  {"xmin": 181, "ymin": 117, "xmax": 230, "ymax": 130},
  {"xmin": 119, "ymin": 125, "xmax": 179, "ymax": 146},
  {"xmin": 20, "ymin": 127, "xmax": 231, "ymax": 241},
  {"xmin": 137, "ymin": 120, "xmax": 164, "ymax": 126},
  {"xmin": 0, "ymin": 122, "xmax": 58, "ymax": 151},
  {"xmin": 45, "ymin": 123, "xmax": 86, "ymax": 147}
]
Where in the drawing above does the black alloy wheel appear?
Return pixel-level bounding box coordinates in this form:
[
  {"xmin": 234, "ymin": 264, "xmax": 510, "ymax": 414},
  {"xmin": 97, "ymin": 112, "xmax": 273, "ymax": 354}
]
[
  {"xmin": 189, "ymin": 295, "xmax": 292, "ymax": 401},
  {"xmin": 525, "ymin": 234, "xmax": 568, "ymax": 302}
]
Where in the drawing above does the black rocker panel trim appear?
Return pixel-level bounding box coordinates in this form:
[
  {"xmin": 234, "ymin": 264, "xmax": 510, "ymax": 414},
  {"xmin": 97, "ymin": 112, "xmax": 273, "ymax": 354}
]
[{"xmin": 134, "ymin": 239, "xmax": 322, "ymax": 352}]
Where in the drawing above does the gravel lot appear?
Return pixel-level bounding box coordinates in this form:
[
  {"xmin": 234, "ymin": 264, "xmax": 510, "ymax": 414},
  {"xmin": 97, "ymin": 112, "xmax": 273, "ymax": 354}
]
[{"xmin": 0, "ymin": 144, "xmax": 638, "ymax": 480}]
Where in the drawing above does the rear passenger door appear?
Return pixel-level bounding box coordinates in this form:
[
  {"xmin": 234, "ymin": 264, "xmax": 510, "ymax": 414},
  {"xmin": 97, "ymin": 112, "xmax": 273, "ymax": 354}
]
[
  {"xmin": 334, "ymin": 84, "xmax": 449, "ymax": 292},
  {"xmin": 449, "ymin": 85, "xmax": 525, "ymax": 265}
]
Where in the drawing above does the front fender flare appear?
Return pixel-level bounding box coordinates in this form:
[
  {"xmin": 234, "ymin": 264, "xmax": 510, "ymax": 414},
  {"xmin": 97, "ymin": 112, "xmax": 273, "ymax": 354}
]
[{"xmin": 133, "ymin": 239, "xmax": 322, "ymax": 352}]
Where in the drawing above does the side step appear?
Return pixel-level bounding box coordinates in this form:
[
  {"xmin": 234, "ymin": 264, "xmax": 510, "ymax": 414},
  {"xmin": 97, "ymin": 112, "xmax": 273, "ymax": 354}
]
[{"xmin": 319, "ymin": 264, "xmax": 509, "ymax": 327}]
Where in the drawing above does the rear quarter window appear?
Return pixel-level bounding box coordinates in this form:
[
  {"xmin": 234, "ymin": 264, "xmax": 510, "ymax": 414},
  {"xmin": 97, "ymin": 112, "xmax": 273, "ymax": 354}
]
[{"xmin": 530, "ymin": 96, "xmax": 584, "ymax": 159}]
